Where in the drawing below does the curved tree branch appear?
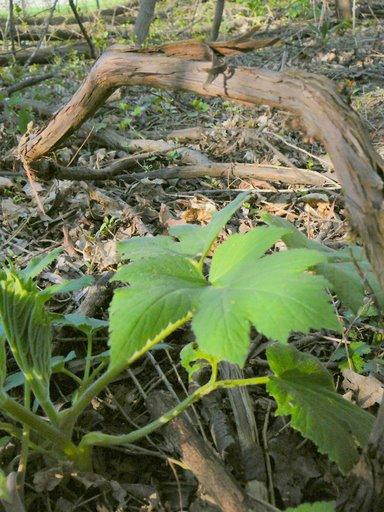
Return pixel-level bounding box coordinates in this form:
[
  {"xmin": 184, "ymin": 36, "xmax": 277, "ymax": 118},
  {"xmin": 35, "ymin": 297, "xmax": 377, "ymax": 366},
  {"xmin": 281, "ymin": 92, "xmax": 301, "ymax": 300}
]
[{"xmin": 18, "ymin": 43, "xmax": 384, "ymax": 291}]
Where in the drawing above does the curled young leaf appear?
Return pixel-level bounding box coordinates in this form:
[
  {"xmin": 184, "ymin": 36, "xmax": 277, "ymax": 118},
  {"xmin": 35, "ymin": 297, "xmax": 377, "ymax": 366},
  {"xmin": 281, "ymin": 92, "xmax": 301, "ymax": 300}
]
[{"xmin": 0, "ymin": 270, "xmax": 52, "ymax": 395}]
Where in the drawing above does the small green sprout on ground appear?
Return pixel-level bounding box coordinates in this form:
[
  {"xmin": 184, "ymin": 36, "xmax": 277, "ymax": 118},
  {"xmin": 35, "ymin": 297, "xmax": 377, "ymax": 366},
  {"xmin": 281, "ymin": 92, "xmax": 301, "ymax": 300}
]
[{"xmin": 0, "ymin": 193, "xmax": 378, "ymax": 510}]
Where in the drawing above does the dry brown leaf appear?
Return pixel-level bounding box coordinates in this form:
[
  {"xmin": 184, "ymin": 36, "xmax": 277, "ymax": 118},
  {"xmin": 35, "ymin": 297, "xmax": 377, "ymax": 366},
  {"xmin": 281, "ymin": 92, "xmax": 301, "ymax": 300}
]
[
  {"xmin": 342, "ymin": 369, "xmax": 384, "ymax": 408},
  {"xmin": 82, "ymin": 240, "xmax": 119, "ymax": 270},
  {"xmin": 180, "ymin": 197, "xmax": 216, "ymax": 224}
]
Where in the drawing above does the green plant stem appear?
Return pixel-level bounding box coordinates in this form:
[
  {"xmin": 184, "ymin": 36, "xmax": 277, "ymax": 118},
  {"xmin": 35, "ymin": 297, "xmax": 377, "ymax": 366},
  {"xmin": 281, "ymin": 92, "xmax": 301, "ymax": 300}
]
[
  {"xmin": 17, "ymin": 381, "xmax": 30, "ymax": 492},
  {"xmin": 87, "ymin": 359, "xmax": 107, "ymax": 382},
  {"xmin": 79, "ymin": 375, "xmax": 269, "ymax": 449},
  {"xmin": 83, "ymin": 332, "xmax": 93, "ymax": 382},
  {"xmin": 0, "ymin": 422, "xmax": 54, "ymax": 455},
  {"xmin": 31, "ymin": 377, "xmax": 60, "ymax": 427},
  {"xmin": 59, "ymin": 313, "xmax": 193, "ymax": 431},
  {"xmin": 60, "ymin": 368, "xmax": 83, "ymax": 386},
  {"xmin": 0, "ymin": 391, "xmax": 77, "ymax": 458}
]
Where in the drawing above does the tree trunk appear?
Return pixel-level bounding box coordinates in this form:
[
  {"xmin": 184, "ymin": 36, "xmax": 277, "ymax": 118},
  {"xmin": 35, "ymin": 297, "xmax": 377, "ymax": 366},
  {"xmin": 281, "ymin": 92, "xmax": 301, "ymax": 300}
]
[
  {"xmin": 134, "ymin": 0, "xmax": 157, "ymax": 46},
  {"xmin": 211, "ymin": 0, "xmax": 225, "ymax": 41}
]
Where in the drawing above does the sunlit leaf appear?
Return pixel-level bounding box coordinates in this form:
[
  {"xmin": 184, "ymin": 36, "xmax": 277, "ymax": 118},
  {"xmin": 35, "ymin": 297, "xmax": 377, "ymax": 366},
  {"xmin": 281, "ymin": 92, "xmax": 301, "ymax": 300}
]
[{"xmin": 109, "ymin": 256, "xmax": 206, "ymax": 369}]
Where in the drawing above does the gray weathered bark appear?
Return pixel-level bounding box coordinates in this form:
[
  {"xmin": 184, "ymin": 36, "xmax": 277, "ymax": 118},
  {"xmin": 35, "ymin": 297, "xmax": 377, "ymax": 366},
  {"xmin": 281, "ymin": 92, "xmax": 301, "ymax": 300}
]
[{"xmin": 134, "ymin": 0, "xmax": 157, "ymax": 46}]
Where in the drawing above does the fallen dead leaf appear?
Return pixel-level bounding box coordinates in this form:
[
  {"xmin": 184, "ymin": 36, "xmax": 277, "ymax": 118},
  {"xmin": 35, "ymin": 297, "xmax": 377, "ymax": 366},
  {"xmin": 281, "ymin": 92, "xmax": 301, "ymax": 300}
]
[{"xmin": 342, "ymin": 369, "xmax": 384, "ymax": 408}]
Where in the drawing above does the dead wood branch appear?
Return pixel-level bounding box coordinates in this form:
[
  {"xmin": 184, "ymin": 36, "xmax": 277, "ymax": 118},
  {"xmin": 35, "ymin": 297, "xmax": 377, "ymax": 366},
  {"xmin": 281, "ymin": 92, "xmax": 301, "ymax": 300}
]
[
  {"xmin": 147, "ymin": 391, "xmax": 278, "ymax": 512},
  {"xmin": 1, "ymin": 72, "xmax": 54, "ymax": 95},
  {"xmin": 136, "ymin": 163, "xmax": 333, "ymax": 185},
  {"xmin": 0, "ymin": 42, "xmax": 91, "ymax": 66},
  {"xmin": 220, "ymin": 362, "xmax": 267, "ymax": 486},
  {"xmin": 17, "ymin": 44, "xmax": 384, "ymax": 292},
  {"xmin": 2, "ymin": 4, "xmax": 133, "ymax": 28},
  {"xmin": 2, "ymin": 25, "xmax": 83, "ymax": 42},
  {"xmin": 68, "ymin": 0, "xmax": 97, "ymax": 60},
  {"xmin": 10, "ymin": 99, "xmax": 209, "ymax": 167},
  {"xmin": 34, "ymin": 160, "xmax": 331, "ymax": 185},
  {"xmin": 37, "ymin": 147, "xmax": 183, "ymax": 180},
  {"xmin": 24, "ymin": 0, "xmax": 59, "ymax": 67}
]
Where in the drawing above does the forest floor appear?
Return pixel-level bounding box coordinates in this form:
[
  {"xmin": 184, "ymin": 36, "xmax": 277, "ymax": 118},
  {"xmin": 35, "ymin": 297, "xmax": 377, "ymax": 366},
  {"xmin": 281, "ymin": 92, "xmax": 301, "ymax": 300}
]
[{"xmin": 0, "ymin": 1, "xmax": 384, "ymax": 511}]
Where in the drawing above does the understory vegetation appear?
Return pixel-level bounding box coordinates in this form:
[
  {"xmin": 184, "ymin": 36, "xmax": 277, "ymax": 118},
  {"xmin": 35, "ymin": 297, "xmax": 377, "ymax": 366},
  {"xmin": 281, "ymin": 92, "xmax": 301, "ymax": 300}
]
[{"xmin": 0, "ymin": 0, "xmax": 384, "ymax": 510}]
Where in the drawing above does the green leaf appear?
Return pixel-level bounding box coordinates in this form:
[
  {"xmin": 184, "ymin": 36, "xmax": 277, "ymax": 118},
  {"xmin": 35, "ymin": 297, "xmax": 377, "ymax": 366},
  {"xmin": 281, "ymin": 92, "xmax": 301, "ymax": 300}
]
[
  {"xmin": 109, "ymin": 256, "xmax": 206, "ymax": 370},
  {"xmin": 41, "ymin": 276, "xmax": 93, "ymax": 299},
  {"xmin": 54, "ymin": 313, "xmax": 108, "ymax": 335},
  {"xmin": 331, "ymin": 341, "xmax": 371, "ymax": 373},
  {"xmin": 21, "ymin": 248, "xmax": 62, "ymax": 279},
  {"xmin": 112, "ymin": 254, "xmax": 203, "ymax": 286},
  {"xmin": 118, "ymin": 193, "xmax": 249, "ymax": 262},
  {"xmin": 209, "ymin": 226, "xmax": 288, "ymax": 282},
  {"xmin": 0, "ymin": 270, "xmax": 52, "ymax": 394},
  {"xmin": 261, "ymin": 213, "xmax": 332, "ymax": 253},
  {"xmin": 111, "ymin": 221, "xmax": 340, "ymax": 370},
  {"xmin": 180, "ymin": 342, "xmax": 216, "ymax": 380},
  {"xmin": 263, "ymin": 213, "xmax": 384, "ymax": 313},
  {"xmin": 266, "ymin": 343, "xmax": 374, "ymax": 474},
  {"xmin": 286, "ymin": 502, "xmax": 335, "ymax": 512},
  {"xmin": 118, "ymin": 235, "xmax": 178, "ymax": 261},
  {"xmin": 192, "ymin": 231, "xmax": 340, "ymax": 366}
]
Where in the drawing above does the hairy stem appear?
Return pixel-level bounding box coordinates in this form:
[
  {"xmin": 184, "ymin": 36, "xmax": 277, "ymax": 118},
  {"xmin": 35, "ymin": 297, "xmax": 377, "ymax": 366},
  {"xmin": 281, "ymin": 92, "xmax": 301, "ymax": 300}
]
[
  {"xmin": 16, "ymin": 382, "xmax": 30, "ymax": 493},
  {"xmin": 79, "ymin": 376, "xmax": 269, "ymax": 449},
  {"xmin": 0, "ymin": 391, "xmax": 76, "ymax": 457},
  {"xmin": 30, "ymin": 377, "xmax": 60, "ymax": 427}
]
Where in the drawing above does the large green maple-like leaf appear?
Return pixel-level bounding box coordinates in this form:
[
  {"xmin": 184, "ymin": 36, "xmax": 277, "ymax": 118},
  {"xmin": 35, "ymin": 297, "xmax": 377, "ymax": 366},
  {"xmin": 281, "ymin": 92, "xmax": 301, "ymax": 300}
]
[
  {"xmin": 118, "ymin": 193, "xmax": 249, "ymax": 262},
  {"xmin": 111, "ymin": 224, "xmax": 340, "ymax": 369},
  {"xmin": 109, "ymin": 255, "xmax": 207, "ymax": 369},
  {"xmin": 263, "ymin": 213, "xmax": 384, "ymax": 313},
  {"xmin": 192, "ymin": 229, "xmax": 341, "ymax": 366},
  {"xmin": 266, "ymin": 343, "xmax": 374, "ymax": 474}
]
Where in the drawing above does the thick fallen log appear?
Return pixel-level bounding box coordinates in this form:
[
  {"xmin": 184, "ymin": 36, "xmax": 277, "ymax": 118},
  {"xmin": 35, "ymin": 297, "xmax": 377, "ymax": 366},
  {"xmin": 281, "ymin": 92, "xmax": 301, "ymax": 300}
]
[
  {"xmin": 0, "ymin": 42, "xmax": 91, "ymax": 67},
  {"xmin": 17, "ymin": 42, "xmax": 384, "ymax": 292}
]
